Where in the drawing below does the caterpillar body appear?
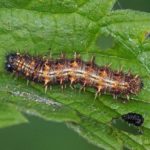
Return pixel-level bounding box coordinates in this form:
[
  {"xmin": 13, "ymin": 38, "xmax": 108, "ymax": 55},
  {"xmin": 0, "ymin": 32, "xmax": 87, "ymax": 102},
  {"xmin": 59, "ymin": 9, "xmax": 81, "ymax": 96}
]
[{"xmin": 6, "ymin": 53, "xmax": 143, "ymax": 99}]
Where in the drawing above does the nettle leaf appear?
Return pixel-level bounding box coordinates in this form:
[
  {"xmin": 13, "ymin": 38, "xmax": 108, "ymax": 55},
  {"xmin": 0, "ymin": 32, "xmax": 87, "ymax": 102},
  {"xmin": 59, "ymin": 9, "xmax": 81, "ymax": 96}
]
[{"xmin": 0, "ymin": 0, "xmax": 150, "ymax": 149}]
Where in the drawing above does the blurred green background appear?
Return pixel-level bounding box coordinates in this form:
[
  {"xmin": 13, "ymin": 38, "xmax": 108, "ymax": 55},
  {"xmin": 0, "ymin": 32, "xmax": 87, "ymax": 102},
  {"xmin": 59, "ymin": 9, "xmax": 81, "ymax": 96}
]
[{"xmin": 0, "ymin": 0, "xmax": 150, "ymax": 150}]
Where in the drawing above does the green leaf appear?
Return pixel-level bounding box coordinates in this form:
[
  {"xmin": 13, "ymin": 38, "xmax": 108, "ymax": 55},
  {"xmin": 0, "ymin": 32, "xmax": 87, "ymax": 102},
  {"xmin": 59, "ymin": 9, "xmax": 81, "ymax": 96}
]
[
  {"xmin": 0, "ymin": 101, "xmax": 27, "ymax": 128},
  {"xmin": 0, "ymin": 0, "xmax": 150, "ymax": 149}
]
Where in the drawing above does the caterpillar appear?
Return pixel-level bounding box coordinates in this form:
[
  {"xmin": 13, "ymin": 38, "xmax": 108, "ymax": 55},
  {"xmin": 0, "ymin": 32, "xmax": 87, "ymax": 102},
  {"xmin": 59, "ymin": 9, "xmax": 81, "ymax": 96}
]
[
  {"xmin": 121, "ymin": 112, "xmax": 144, "ymax": 127},
  {"xmin": 5, "ymin": 52, "xmax": 143, "ymax": 99}
]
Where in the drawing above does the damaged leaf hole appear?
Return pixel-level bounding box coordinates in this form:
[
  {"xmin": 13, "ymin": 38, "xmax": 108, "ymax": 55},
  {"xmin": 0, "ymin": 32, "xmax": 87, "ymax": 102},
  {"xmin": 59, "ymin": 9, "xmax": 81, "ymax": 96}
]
[{"xmin": 113, "ymin": 0, "xmax": 150, "ymax": 13}]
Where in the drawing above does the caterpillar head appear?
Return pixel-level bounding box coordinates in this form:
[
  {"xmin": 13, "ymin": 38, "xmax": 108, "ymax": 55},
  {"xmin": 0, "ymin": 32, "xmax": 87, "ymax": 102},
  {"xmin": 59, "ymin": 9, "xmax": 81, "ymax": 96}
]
[{"xmin": 6, "ymin": 53, "xmax": 18, "ymax": 72}]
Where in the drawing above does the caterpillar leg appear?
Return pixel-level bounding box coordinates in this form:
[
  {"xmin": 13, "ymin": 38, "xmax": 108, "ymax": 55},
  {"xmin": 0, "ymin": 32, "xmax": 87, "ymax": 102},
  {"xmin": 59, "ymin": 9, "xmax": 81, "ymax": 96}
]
[
  {"xmin": 95, "ymin": 86, "xmax": 102, "ymax": 99},
  {"xmin": 126, "ymin": 94, "xmax": 130, "ymax": 100},
  {"xmin": 44, "ymin": 80, "xmax": 50, "ymax": 93},
  {"xmin": 45, "ymin": 85, "xmax": 48, "ymax": 93},
  {"xmin": 80, "ymin": 82, "xmax": 86, "ymax": 92},
  {"xmin": 26, "ymin": 80, "xmax": 29, "ymax": 86},
  {"xmin": 113, "ymin": 94, "xmax": 118, "ymax": 99}
]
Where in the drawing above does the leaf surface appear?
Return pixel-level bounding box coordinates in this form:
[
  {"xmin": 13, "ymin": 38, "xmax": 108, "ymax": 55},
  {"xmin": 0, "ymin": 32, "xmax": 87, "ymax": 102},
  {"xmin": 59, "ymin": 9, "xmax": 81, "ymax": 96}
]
[{"xmin": 0, "ymin": 0, "xmax": 150, "ymax": 149}]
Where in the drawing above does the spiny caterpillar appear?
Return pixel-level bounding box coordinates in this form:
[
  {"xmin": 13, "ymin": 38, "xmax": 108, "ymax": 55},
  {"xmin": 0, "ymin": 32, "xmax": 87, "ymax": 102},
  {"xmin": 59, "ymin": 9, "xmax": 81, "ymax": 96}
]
[
  {"xmin": 121, "ymin": 113, "xmax": 144, "ymax": 127},
  {"xmin": 6, "ymin": 53, "xmax": 143, "ymax": 99}
]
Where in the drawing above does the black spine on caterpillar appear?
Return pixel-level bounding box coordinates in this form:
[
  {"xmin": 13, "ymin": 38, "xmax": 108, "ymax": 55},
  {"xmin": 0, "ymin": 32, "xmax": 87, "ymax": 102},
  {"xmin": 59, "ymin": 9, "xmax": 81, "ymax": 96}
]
[{"xmin": 121, "ymin": 112, "xmax": 144, "ymax": 127}]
